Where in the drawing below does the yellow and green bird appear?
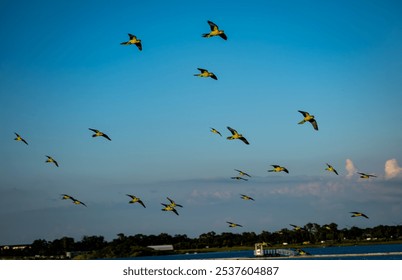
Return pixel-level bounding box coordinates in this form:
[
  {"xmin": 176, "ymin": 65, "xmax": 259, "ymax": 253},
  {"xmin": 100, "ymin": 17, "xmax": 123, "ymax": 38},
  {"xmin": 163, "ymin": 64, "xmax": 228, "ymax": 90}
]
[
  {"xmin": 227, "ymin": 221, "xmax": 242, "ymax": 227},
  {"xmin": 235, "ymin": 169, "xmax": 251, "ymax": 178},
  {"xmin": 325, "ymin": 163, "xmax": 338, "ymax": 175},
  {"xmin": 45, "ymin": 155, "xmax": 59, "ymax": 167},
  {"xmin": 298, "ymin": 110, "xmax": 318, "ymax": 131},
  {"xmin": 161, "ymin": 203, "xmax": 179, "ymax": 215},
  {"xmin": 120, "ymin": 33, "xmax": 142, "ymax": 51},
  {"xmin": 268, "ymin": 165, "xmax": 289, "ymax": 173},
  {"xmin": 210, "ymin": 127, "xmax": 222, "ymax": 136},
  {"xmin": 89, "ymin": 128, "xmax": 111, "ymax": 141},
  {"xmin": 357, "ymin": 172, "xmax": 377, "ymax": 179},
  {"xmin": 350, "ymin": 211, "xmax": 369, "ymax": 219},
  {"xmin": 167, "ymin": 197, "xmax": 183, "ymax": 208},
  {"xmin": 290, "ymin": 224, "xmax": 304, "ymax": 231},
  {"xmin": 226, "ymin": 126, "xmax": 249, "ymax": 145},
  {"xmin": 61, "ymin": 194, "xmax": 87, "ymax": 207},
  {"xmin": 194, "ymin": 68, "xmax": 218, "ymax": 80},
  {"xmin": 72, "ymin": 198, "xmax": 87, "ymax": 207},
  {"xmin": 14, "ymin": 132, "xmax": 28, "ymax": 145},
  {"xmin": 240, "ymin": 194, "xmax": 254, "ymax": 201},
  {"xmin": 126, "ymin": 194, "xmax": 146, "ymax": 208},
  {"xmin": 202, "ymin": 20, "xmax": 227, "ymax": 40}
]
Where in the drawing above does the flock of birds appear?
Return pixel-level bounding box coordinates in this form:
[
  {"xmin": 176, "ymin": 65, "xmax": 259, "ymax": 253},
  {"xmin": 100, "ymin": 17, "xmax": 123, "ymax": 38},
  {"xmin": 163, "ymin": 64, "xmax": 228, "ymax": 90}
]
[{"xmin": 11, "ymin": 20, "xmax": 377, "ymax": 235}]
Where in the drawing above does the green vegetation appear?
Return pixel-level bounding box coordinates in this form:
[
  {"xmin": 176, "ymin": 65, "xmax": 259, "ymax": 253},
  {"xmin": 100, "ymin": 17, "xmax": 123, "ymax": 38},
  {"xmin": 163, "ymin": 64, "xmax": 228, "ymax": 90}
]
[{"xmin": 1, "ymin": 223, "xmax": 402, "ymax": 259}]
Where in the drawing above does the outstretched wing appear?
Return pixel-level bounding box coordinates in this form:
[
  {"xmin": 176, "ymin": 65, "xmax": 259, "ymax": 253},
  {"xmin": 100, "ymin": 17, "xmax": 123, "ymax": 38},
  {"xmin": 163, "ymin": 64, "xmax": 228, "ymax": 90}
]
[
  {"xmin": 207, "ymin": 20, "xmax": 218, "ymax": 31},
  {"xmin": 227, "ymin": 126, "xmax": 237, "ymax": 136}
]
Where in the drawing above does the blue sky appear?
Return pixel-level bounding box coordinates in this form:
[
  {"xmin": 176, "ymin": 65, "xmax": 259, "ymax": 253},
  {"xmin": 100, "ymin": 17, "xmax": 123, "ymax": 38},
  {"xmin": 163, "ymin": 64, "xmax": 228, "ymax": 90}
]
[{"xmin": 1, "ymin": 0, "xmax": 402, "ymax": 245}]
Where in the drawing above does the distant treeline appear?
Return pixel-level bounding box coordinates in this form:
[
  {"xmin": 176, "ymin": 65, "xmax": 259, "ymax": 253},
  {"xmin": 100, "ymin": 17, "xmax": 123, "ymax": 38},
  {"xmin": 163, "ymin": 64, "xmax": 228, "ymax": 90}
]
[{"xmin": 1, "ymin": 223, "xmax": 402, "ymax": 259}]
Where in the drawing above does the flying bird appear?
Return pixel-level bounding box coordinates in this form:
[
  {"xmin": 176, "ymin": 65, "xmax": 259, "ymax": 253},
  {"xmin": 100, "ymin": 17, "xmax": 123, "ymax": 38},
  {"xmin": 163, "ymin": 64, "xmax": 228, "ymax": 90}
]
[
  {"xmin": 61, "ymin": 194, "xmax": 87, "ymax": 207},
  {"xmin": 226, "ymin": 126, "xmax": 249, "ymax": 145},
  {"xmin": 167, "ymin": 197, "xmax": 183, "ymax": 208},
  {"xmin": 231, "ymin": 176, "xmax": 248, "ymax": 181},
  {"xmin": 268, "ymin": 165, "xmax": 289, "ymax": 173},
  {"xmin": 61, "ymin": 194, "xmax": 73, "ymax": 200},
  {"xmin": 126, "ymin": 194, "xmax": 146, "ymax": 208},
  {"xmin": 88, "ymin": 128, "xmax": 111, "ymax": 141},
  {"xmin": 350, "ymin": 212, "xmax": 369, "ymax": 219},
  {"xmin": 298, "ymin": 110, "xmax": 318, "ymax": 131},
  {"xmin": 120, "ymin": 33, "xmax": 142, "ymax": 51},
  {"xmin": 290, "ymin": 224, "xmax": 304, "ymax": 231},
  {"xmin": 240, "ymin": 194, "xmax": 254, "ymax": 201},
  {"xmin": 357, "ymin": 172, "xmax": 377, "ymax": 179},
  {"xmin": 161, "ymin": 203, "xmax": 179, "ymax": 215},
  {"xmin": 202, "ymin": 20, "xmax": 227, "ymax": 40},
  {"xmin": 71, "ymin": 198, "xmax": 87, "ymax": 207},
  {"xmin": 45, "ymin": 155, "xmax": 59, "ymax": 167},
  {"xmin": 227, "ymin": 221, "xmax": 242, "ymax": 227},
  {"xmin": 325, "ymin": 163, "xmax": 338, "ymax": 175},
  {"xmin": 235, "ymin": 169, "xmax": 251, "ymax": 177},
  {"xmin": 210, "ymin": 127, "xmax": 222, "ymax": 136},
  {"xmin": 194, "ymin": 68, "xmax": 218, "ymax": 80},
  {"xmin": 14, "ymin": 133, "xmax": 28, "ymax": 145}
]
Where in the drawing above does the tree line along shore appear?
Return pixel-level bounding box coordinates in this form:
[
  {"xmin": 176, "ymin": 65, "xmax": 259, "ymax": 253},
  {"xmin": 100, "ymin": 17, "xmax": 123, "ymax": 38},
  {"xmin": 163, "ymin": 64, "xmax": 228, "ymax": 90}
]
[{"xmin": 1, "ymin": 223, "xmax": 402, "ymax": 259}]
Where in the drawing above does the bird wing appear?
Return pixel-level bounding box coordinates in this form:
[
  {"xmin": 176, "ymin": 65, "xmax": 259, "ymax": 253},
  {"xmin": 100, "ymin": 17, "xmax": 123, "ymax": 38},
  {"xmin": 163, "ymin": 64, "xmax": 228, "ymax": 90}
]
[
  {"xmin": 128, "ymin": 33, "xmax": 136, "ymax": 39},
  {"xmin": 309, "ymin": 119, "xmax": 319, "ymax": 130},
  {"xmin": 227, "ymin": 126, "xmax": 237, "ymax": 136},
  {"xmin": 197, "ymin": 68, "xmax": 207, "ymax": 73},
  {"xmin": 207, "ymin": 20, "xmax": 218, "ymax": 31},
  {"xmin": 210, "ymin": 73, "xmax": 218, "ymax": 80},
  {"xmin": 298, "ymin": 110, "xmax": 308, "ymax": 117},
  {"xmin": 139, "ymin": 200, "xmax": 146, "ymax": 208},
  {"xmin": 88, "ymin": 128, "xmax": 98, "ymax": 133},
  {"xmin": 283, "ymin": 168, "xmax": 289, "ymax": 173},
  {"xmin": 135, "ymin": 42, "xmax": 142, "ymax": 51},
  {"xmin": 102, "ymin": 134, "xmax": 112, "ymax": 141},
  {"xmin": 126, "ymin": 194, "xmax": 135, "ymax": 199},
  {"xmin": 172, "ymin": 208, "xmax": 179, "ymax": 215},
  {"xmin": 219, "ymin": 33, "xmax": 227, "ymax": 40},
  {"xmin": 239, "ymin": 137, "xmax": 249, "ymax": 145},
  {"xmin": 333, "ymin": 168, "xmax": 339, "ymax": 175}
]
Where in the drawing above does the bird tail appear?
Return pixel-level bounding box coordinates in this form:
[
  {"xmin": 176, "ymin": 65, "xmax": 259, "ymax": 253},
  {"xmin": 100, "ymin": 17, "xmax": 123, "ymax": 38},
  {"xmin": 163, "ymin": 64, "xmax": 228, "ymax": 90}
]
[
  {"xmin": 120, "ymin": 42, "xmax": 129, "ymax": 45},
  {"xmin": 226, "ymin": 136, "xmax": 233, "ymax": 140},
  {"xmin": 298, "ymin": 120, "xmax": 306, "ymax": 124},
  {"xmin": 202, "ymin": 33, "xmax": 210, "ymax": 38}
]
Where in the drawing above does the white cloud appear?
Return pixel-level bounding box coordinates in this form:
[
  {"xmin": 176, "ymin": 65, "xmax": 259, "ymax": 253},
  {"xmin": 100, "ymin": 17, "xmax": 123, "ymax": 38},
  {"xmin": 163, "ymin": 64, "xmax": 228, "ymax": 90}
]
[
  {"xmin": 345, "ymin": 159, "xmax": 357, "ymax": 179},
  {"xmin": 385, "ymin": 159, "xmax": 402, "ymax": 179}
]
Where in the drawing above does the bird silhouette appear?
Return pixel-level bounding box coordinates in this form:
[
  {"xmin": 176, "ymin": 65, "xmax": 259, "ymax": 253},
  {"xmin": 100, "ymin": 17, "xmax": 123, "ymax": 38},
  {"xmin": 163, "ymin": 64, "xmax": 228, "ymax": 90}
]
[
  {"xmin": 126, "ymin": 194, "xmax": 146, "ymax": 208},
  {"xmin": 45, "ymin": 155, "xmax": 59, "ymax": 167},
  {"xmin": 14, "ymin": 133, "xmax": 28, "ymax": 145},
  {"xmin": 226, "ymin": 126, "xmax": 249, "ymax": 145},
  {"xmin": 161, "ymin": 203, "xmax": 179, "ymax": 215},
  {"xmin": 210, "ymin": 127, "xmax": 222, "ymax": 136},
  {"xmin": 325, "ymin": 163, "xmax": 338, "ymax": 175},
  {"xmin": 120, "ymin": 33, "xmax": 142, "ymax": 51},
  {"xmin": 240, "ymin": 194, "xmax": 254, "ymax": 201},
  {"xmin": 88, "ymin": 128, "xmax": 111, "ymax": 141},
  {"xmin": 350, "ymin": 211, "xmax": 369, "ymax": 219},
  {"xmin": 357, "ymin": 172, "xmax": 377, "ymax": 179},
  {"xmin": 202, "ymin": 20, "xmax": 227, "ymax": 40},
  {"xmin": 235, "ymin": 169, "xmax": 251, "ymax": 177},
  {"xmin": 298, "ymin": 110, "xmax": 318, "ymax": 131},
  {"xmin": 227, "ymin": 221, "xmax": 242, "ymax": 227},
  {"xmin": 268, "ymin": 165, "xmax": 289, "ymax": 173},
  {"xmin": 194, "ymin": 68, "xmax": 218, "ymax": 80}
]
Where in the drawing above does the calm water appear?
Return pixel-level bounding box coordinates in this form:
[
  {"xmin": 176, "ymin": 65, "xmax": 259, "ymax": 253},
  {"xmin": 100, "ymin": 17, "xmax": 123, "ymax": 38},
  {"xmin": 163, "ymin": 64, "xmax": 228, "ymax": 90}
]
[{"xmin": 130, "ymin": 243, "xmax": 402, "ymax": 260}]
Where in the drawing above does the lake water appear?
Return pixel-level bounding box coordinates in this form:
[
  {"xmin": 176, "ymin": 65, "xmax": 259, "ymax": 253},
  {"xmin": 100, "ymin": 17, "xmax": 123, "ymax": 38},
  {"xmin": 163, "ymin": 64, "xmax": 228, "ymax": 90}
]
[{"xmin": 131, "ymin": 243, "xmax": 402, "ymax": 260}]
